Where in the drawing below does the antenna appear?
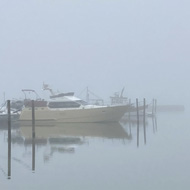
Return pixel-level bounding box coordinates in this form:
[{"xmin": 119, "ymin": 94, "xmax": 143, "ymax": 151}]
[{"xmin": 120, "ymin": 87, "xmax": 125, "ymax": 98}]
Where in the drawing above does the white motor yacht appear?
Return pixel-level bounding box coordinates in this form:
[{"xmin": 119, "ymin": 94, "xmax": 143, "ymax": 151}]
[{"xmin": 19, "ymin": 87, "xmax": 133, "ymax": 123}]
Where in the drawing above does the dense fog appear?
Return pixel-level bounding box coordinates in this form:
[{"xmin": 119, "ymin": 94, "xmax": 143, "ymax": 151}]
[{"xmin": 0, "ymin": 0, "xmax": 189, "ymax": 107}]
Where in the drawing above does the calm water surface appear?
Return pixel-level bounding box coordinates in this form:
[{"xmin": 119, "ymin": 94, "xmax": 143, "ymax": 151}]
[{"xmin": 1, "ymin": 111, "xmax": 190, "ymax": 190}]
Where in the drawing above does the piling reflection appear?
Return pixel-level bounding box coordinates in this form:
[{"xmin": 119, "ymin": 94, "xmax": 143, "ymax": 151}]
[
  {"xmin": 152, "ymin": 116, "xmax": 158, "ymax": 133},
  {"xmin": 32, "ymin": 133, "xmax": 35, "ymax": 172},
  {"xmin": 8, "ymin": 130, "xmax": 11, "ymax": 179},
  {"xmin": 121, "ymin": 112, "xmax": 158, "ymax": 147}
]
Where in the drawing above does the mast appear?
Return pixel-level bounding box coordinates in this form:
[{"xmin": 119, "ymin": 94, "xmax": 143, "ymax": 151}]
[
  {"xmin": 86, "ymin": 87, "xmax": 89, "ymax": 103},
  {"xmin": 42, "ymin": 83, "xmax": 54, "ymax": 96}
]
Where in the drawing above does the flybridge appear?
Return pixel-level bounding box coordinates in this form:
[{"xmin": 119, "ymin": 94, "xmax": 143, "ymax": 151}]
[
  {"xmin": 50, "ymin": 92, "xmax": 74, "ymax": 99},
  {"xmin": 43, "ymin": 83, "xmax": 74, "ymax": 99}
]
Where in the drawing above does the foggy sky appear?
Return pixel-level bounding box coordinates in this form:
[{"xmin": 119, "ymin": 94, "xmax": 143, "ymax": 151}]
[{"xmin": 0, "ymin": 0, "xmax": 190, "ymax": 106}]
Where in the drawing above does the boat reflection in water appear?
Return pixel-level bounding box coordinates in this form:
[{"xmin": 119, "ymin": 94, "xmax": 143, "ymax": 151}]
[
  {"xmin": 20, "ymin": 121, "xmax": 130, "ymax": 139},
  {"xmin": 18, "ymin": 122, "xmax": 131, "ymax": 162},
  {"xmin": 2, "ymin": 116, "xmax": 157, "ymax": 179}
]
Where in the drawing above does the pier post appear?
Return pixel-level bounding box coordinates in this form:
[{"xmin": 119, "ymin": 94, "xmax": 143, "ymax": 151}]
[
  {"xmin": 31, "ymin": 100, "xmax": 35, "ymax": 171},
  {"xmin": 128, "ymin": 99, "xmax": 131, "ymax": 135},
  {"xmin": 143, "ymin": 98, "xmax": 146, "ymax": 144},
  {"xmin": 154, "ymin": 99, "xmax": 157, "ymax": 114},
  {"xmin": 136, "ymin": 98, "xmax": 139, "ymax": 147},
  {"xmin": 7, "ymin": 100, "xmax": 11, "ymax": 179},
  {"xmin": 152, "ymin": 99, "xmax": 155, "ymax": 115},
  {"xmin": 32, "ymin": 100, "xmax": 35, "ymax": 139}
]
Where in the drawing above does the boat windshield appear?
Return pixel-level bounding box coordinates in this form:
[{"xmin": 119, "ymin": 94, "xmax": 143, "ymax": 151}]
[{"xmin": 76, "ymin": 100, "xmax": 89, "ymax": 106}]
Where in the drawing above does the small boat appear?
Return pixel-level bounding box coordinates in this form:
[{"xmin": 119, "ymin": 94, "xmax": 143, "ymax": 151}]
[
  {"xmin": 110, "ymin": 87, "xmax": 128, "ymax": 105},
  {"xmin": 0, "ymin": 101, "xmax": 20, "ymax": 123}
]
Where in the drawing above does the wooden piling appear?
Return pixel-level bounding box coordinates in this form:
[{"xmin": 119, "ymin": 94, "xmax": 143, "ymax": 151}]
[
  {"xmin": 128, "ymin": 99, "xmax": 131, "ymax": 135},
  {"xmin": 32, "ymin": 100, "xmax": 35, "ymax": 139},
  {"xmin": 136, "ymin": 98, "xmax": 139, "ymax": 147},
  {"xmin": 154, "ymin": 99, "xmax": 157, "ymax": 114},
  {"xmin": 152, "ymin": 99, "xmax": 155, "ymax": 115},
  {"xmin": 31, "ymin": 100, "xmax": 35, "ymax": 171},
  {"xmin": 143, "ymin": 98, "xmax": 146, "ymax": 144},
  {"xmin": 7, "ymin": 100, "xmax": 11, "ymax": 179}
]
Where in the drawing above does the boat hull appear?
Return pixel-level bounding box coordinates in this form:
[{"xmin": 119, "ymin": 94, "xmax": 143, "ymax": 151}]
[{"xmin": 19, "ymin": 105, "xmax": 132, "ymax": 123}]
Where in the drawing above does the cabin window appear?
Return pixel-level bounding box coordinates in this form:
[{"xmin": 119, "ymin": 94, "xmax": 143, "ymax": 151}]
[{"xmin": 48, "ymin": 101, "xmax": 80, "ymax": 108}]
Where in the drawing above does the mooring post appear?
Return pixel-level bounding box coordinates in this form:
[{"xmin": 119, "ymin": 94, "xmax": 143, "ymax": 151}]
[
  {"xmin": 31, "ymin": 100, "xmax": 35, "ymax": 171},
  {"xmin": 7, "ymin": 100, "xmax": 11, "ymax": 179},
  {"xmin": 152, "ymin": 99, "xmax": 155, "ymax": 115},
  {"xmin": 136, "ymin": 98, "xmax": 139, "ymax": 147},
  {"xmin": 128, "ymin": 99, "xmax": 131, "ymax": 118},
  {"xmin": 128, "ymin": 99, "xmax": 131, "ymax": 135},
  {"xmin": 143, "ymin": 98, "xmax": 146, "ymax": 144},
  {"xmin": 154, "ymin": 99, "xmax": 157, "ymax": 114},
  {"xmin": 32, "ymin": 100, "xmax": 35, "ymax": 139}
]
